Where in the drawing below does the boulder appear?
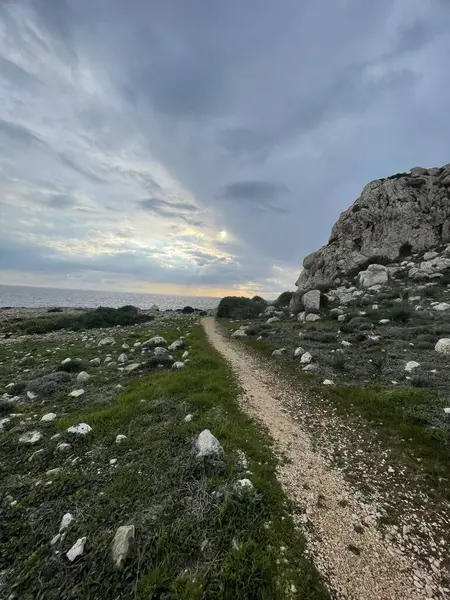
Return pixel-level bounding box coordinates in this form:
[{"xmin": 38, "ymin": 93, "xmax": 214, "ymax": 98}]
[
  {"xmin": 435, "ymin": 338, "xmax": 450, "ymax": 354},
  {"xmin": 154, "ymin": 347, "xmax": 169, "ymax": 356},
  {"xmin": 231, "ymin": 329, "xmax": 247, "ymax": 338},
  {"xmin": 294, "ymin": 163, "xmax": 450, "ymax": 290},
  {"xmin": 358, "ymin": 264, "xmax": 389, "ymax": 288},
  {"xmin": 264, "ymin": 305, "xmax": 278, "ymax": 316},
  {"xmin": 305, "ymin": 313, "xmax": 321, "ymax": 322},
  {"xmin": 76, "ymin": 371, "xmax": 90, "ymax": 383},
  {"xmin": 303, "ymin": 290, "xmax": 321, "ymax": 312},
  {"xmin": 195, "ymin": 429, "xmax": 223, "ymax": 458},
  {"xmin": 289, "ymin": 289, "xmax": 304, "ymax": 315},
  {"xmin": 19, "ymin": 431, "xmax": 42, "ymax": 444},
  {"xmin": 112, "ymin": 525, "xmax": 135, "ymax": 569},
  {"xmin": 143, "ymin": 336, "xmax": 167, "ymax": 347}
]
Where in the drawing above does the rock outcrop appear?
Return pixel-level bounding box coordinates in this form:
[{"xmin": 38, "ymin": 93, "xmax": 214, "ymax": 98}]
[{"xmin": 294, "ymin": 163, "xmax": 450, "ymax": 294}]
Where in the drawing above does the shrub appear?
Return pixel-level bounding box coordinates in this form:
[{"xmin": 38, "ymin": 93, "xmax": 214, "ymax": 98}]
[
  {"xmin": 217, "ymin": 296, "xmax": 266, "ymax": 319},
  {"xmin": 332, "ymin": 353, "xmax": 348, "ymax": 371},
  {"xmin": 341, "ymin": 317, "xmax": 372, "ymax": 333},
  {"xmin": 47, "ymin": 307, "xmax": 63, "ymax": 313},
  {"xmin": 423, "ymin": 286, "xmax": 439, "ymax": 298},
  {"xmin": 371, "ymin": 353, "xmax": 387, "ymax": 374},
  {"xmin": 389, "ymin": 302, "xmax": 412, "ymax": 324},
  {"xmin": 302, "ymin": 331, "xmax": 336, "ymax": 343},
  {"xmin": 273, "ymin": 291, "xmax": 294, "ymax": 308}
]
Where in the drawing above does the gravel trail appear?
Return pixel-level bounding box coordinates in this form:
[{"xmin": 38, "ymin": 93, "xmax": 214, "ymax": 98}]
[{"xmin": 203, "ymin": 317, "xmax": 441, "ymax": 600}]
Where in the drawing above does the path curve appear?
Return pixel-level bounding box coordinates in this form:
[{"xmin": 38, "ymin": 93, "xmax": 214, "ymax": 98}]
[{"xmin": 202, "ymin": 317, "xmax": 435, "ymax": 600}]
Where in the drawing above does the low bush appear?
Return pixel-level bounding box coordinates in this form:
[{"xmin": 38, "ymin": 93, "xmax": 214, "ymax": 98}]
[
  {"xmin": 302, "ymin": 331, "xmax": 336, "ymax": 343},
  {"xmin": 217, "ymin": 296, "xmax": 267, "ymax": 319},
  {"xmin": 388, "ymin": 302, "xmax": 412, "ymax": 324}
]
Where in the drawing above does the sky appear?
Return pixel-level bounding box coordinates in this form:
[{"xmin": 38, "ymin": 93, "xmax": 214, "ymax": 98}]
[{"xmin": 0, "ymin": 0, "xmax": 449, "ymax": 298}]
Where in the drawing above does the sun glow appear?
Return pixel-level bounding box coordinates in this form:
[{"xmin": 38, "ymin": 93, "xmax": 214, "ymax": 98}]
[{"xmin": 219, "ymin": 230, "xmax": 227, "ymax": 240}]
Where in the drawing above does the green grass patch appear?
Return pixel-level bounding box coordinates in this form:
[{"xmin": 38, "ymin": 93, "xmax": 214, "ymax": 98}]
[{"xmin": 1, "ymin": 323, "xmax": 328, "ymax": 600}]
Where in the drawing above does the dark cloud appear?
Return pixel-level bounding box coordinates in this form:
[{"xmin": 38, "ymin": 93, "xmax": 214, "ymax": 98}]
[
  {"xmin": 220, "ymin": 181, "xmax": 289, "ymax": 213},
  {"xmin": 1, "ymin": 0, "xmax": 450, "ymax": 293}
]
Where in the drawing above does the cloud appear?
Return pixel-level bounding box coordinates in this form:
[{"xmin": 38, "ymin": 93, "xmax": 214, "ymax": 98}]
[{"xmin": 0, "ymin": 0, "xmax": 449, "ymax": 296}]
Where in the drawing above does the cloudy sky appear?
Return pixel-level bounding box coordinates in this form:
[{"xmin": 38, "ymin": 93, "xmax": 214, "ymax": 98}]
[{"xmin": 0, "ymin": 0, "xmax": 449, "ymax": 297}]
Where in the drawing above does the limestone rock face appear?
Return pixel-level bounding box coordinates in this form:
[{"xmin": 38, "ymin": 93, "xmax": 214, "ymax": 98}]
[{"xmin": 295, "ymin": 164, "xmax": 450, "ymax": 291}]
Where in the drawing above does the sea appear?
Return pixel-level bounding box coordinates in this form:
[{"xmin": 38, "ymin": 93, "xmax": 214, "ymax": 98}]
[{"xmin": 0, "ymin": 285, "xmax": 219, "ymax": 311}]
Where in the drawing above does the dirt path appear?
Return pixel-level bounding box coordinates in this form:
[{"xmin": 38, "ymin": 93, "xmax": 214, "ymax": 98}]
[{"xmin": 202, "ymin": 317, "xmax": 442, "ymax": 600}]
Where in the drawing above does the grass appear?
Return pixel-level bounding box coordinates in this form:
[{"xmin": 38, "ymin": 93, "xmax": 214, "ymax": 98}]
[{"xmin": 0, "ymin": 321, "xmax": 328, "ymax": 600}]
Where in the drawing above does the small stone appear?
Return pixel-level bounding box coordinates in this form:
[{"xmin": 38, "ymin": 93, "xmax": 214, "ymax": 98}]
[
  {"xmin": 323, "ymin": 379, "xmax": 334, "ymax": 386},
  {"xmin": 388, "ymin": 466, "xmax": 395, "ymax": 473},
  {"xmin": 98, "ymin": 337, "xmax": 115, "ymax": 346},
  {"xmin": 50, "ymin": 533, "xmax": 61, "ymax": 546},
  {"xmin": 66, "ymin": 537, "xmax": 87, "ymax": 561},
  {"xmin": 182, "ymin": 351, "xmax": 189, "ymax": 359},
  {"xmin": 26, "ymin": 391, "xmax": 38, "ymax": 400},
  {"xmin": 61, "ymin": 358, "xmax": 72, "ymax": 365},
  {"xmin": 300, "ymin": 352, "xmax": 312, "ymax": 364},
  {"xmin": 341, "ymin": 340, "xmax": 352, "ymax": 347},
  {"xmin": 112, "ymin": 525, "xmax": 135, "ymax": 569},
  {"xmin": 109, "ymin": 458, "xmax": 117, "ymax": 465},
  {"xmin": 195, "ymin": 429, "xmax": 223, "ymax": 458},
  {"xmin": 235, "ymin": 478, "xmax": 254, "ymax": 490},
  {"xmin": 90, "ymin": 358, "xmax": 101, "ymax": 366},
  {"xmin": 172, "ymin": 361, "xmax": 185, "ymax": 370},
  {"xmin": 76, "ymin": 371, "xmax": 90, "ymax": 383},
  {"xmin": 69, "ymin": 389, "xmax": 84, "ymax": 398},
  {"xmin": 272, "ymin": 348, "xmax": 287, "ymax": 358},
  {"xmin": 294, "ymin": 347, "xmax": 305, "ymax": 357},
  {"xmin": 184, "ymin": 414, "xmax": 193, "ymax": 423},
  {"xmin": 433, "ymin": 302, "xmax": 450, "ymax": 311},
  {"xmin": 57, "ymin": 442, "xmax": 71, "ymax": 452},
  {"xmin": 60, "ymin": 512, "xmax": 74, "ymax": 532},
  {"xmin": 124, "ymin": 363, "xmax": 140, "ymax": 372},
  {"xmin": 118, "ymin": 353, "xmax": 127, "ymax": 363},
  {"xmin": 41, "ymin": 413, "xmax": 57, "ymax": 422},
  {"xmin": 405, "ymin": 361, "xmax": 420, "ymax": 372},
  {"xmin": 67, "ymin": 423, "xmax": 92, "ymax": 435},
  {"xmin": 435, "ymin": 338, "xmax": 450, "ymax": 354},
  {"xmin": 379, "ymin": 319, "xmax": 390, "ymax": 325},
  {"xmin": 115, "ymin": 434, "xmax": 127, "ymax": 443},
  {"xmin": 19, "ymin": 431, "xmax": 42, "ymax": 444}
]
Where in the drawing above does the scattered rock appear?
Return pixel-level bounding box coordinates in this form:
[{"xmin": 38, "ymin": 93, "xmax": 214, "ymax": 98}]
[
  {"xmin": 76, "ymin": 371, "xmax": 90, "ymax": 383},
  {"xmin": 358, "ymin": 264, "xmax": 389, "ymax": 288},
  {"xmin": 433, "ymin": 302, "xmax": 450, "ymax": 311},
  {"xmin": 303, "ymin": 363, "xmax": 319, "ymax": 372},
  {"xmin": 124, "ymin": 363, "xmax": 140, "ymax": 372},
  {"xmin": 154, "ymin": 347, "xmax": 169, "ymax": 356},
  {"xmin": 405, "ymin": 361, "xmax": 420, "ymax": 372},
  {"xmin": 235, "ymin": 478, "xmax": 254, "ymax": 490},
  {"xmin": 303, "ymin": 290, "xmax": 321, "ymax": 312},
  {"xmin": 19, "ymin": 431, "xmax": 42, "ymax": 444},
  {"xmin": 115, "ymin": 434, "xmax": 127, "ymax": 444},
  {"xmin": 435, "ymin": 338, "xmax": 450, "ymax": 354},
  {"xmin": 294, "ymin": 347, "xmax": 305, "ymax": 357},
  {"xmin": 90, "ymin": 358, "xmax": 101, "ymax": 366},
  {"xmin": 112, "ymin": 525, "xmax": 135, "ymax": 569},
  {"xmin": 323, "ymin": 379, "xmax": 334, "ymax": 385},
  {"xmin": 59, "ymin": 512, "xmax": 74, "ymax": 532},
  {"xmin": 143, "ymin": 336, "xmax": 167, "ymax": 347},
  {"xmin": 66, "ymin": 537, "xmax": 87, "ymax": 562},
  {"xmin": 67, "ymin": 423, "xmax": 92, "ymax": 435},
  {"xmin": 305, "ymin": 313, "xmax": 321, "ymax": 322},
  {"xmin": 231, "ymin": 329, "xmax": 247, "ymax": 338},
  {"xmin": 272, "ymin": 348, "xmax": 287, "ymax": 358},
  {"xmin": 300, "ymin": 352, "xmax": 312, "ymax": 365},
  {"xmin": 98, "ymin": 337, "xmax": 115, "ymax": 346},
  {"xmin": 168, "ymin": 340, "xmax": 185, "ymax": 352},
  {"xmin": 118, "ymin": 353, "xmax": 128, "ymax": 363},
  {"xmin": 172, "ymin": 362, "xmax": 185, "ymax": 370},
  {"xmin": 182, "ymin": 351, "xmax": 189, "ymax": 359},
  {"xmin": 184, "ymin": 414, "xmax": 193, "ymax": 423},
  {"xmin": 195, "ymin": 429, "xmax": 223, "ymax": 458},
  {"xmin": 266, "ymin": 316, "xmax": 280, "ymax": 324},
  {"xmin": 56, "ymin": 442, "xmax": 71, "ymax": 452},
  {"xmin": 69, "ymin": 389, "xmax": 85, "ymax": 398},
  {"xmin": 41, "ymin": 413, "xmax": 56, "ymax": 422}
]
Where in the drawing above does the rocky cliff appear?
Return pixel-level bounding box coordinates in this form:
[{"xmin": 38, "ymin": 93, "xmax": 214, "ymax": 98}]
[{"xmin": 295, "ymin": 163, "xmax": 450, "ymax": 293}]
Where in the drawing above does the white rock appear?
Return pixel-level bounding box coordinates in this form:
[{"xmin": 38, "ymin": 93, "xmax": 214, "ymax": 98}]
[
  {"xmin": 172, "ymin": 361, "xmax": 185, "ymax": 370},
  {"xmin": 433, "ymin": 302, "xmax": 450, "ymax": 311},
  {"xmin": 76, "ymin": 371, "xmax": 90, "ymax": 383},
  {"xmin": 341, "ymin": 340, "xmax": 352, "ymax": 347},
  {"xmin": 50, "ymin": 533, "xmax": 61, "ymax": 546},
  {"xmin": 57, "ymin": 442, "xmax": 71, "ymax": 452},
  {"xmin": 104, "ymin": 356, "xmax": 112, "ymax": 364},
  {"xmin": 50, "ymin": 433, "xmax": 61, "ymax": 440},
  {"xmin": 303, "ymin": 290, "xmax": 321, "ymax": 312},
  {"xmin": 388, "ymin": 466, "xmax": 395, "ymax": 473},
  {"xmin": 195, "ymin": 429, "xmax": 223, "ymax": 458},
  {"xmin": 297, "ymin": 311, "xmax": 306, "ymax": 322},
  {"xmin": 358, "ymin": 264, "xmax": 389, "ymax": 288},
  {"xmin": 27, "ymin": 391, "xmax": 38, "ymax": 400},
  {"xmin": 444, "ymin": 408, "xmax": 450, "ymax": 414},
  {"xmin": 405, "ymin": 361, "xmax": 420, "ymax": 372},
  {"xmin": 124, "ymin": 363, "xmax": 140, "ymax": 372},
  {"xmin": 118, "ymin": 353, "xmax": 128, "ymax": 363},
  {"xmin": 19, "ymin": 431, "xmax": 42, "ymax": 444},
  {"xmin": 231, "ymin": 329, "xmax": 247, "ymax": 338},
  {"xmin": 59, "ymin": 512, "xmax": 74, "ymax": 532},
  {"xmin": 112, "ymin": 525, "xmax": 135, "ymax": 569},
  {"xmin": 379, "ymin": 319, "xmax": 390, "ymax": 325},
  {"xmin": 61, "ymin": 358, "xmax": 72, "ymax": 365},
  {"xmin": 435, "ymin": 338, "xmax": 450, "ymax": 354},
  {"xmin": 182, "ymin": 351, "xmax": 189, "ymax": 359},
  {"xmin": 305, "ymin": 313, "xmax": 321, "ymax": 322},
  {"xmin": 371, "ymin": 304, "xmax": 379, "ymax": 310},
  {"xmin": 90, "ymin": 358, "xmax": 101, "ymax": 366},
  {"xmin": 98, "ymin": 337, "xmax": 115, "ymax": 346},
  {"xmin": 122, "ymin": 344, "xmax": 130, "ymax": 350},
  {"xmin": 109, "ymin": 458, "xmax": 117, "ymax": 465},
  {"xmin": 0, "ymin": 417, "xmax": 11, "ymax": 430},
  {"xmin": 424, "ymin": 251, "xmax": 438, "ymax": 260},
  {"xmin": 266, "ymin": 316, "xmax": 280, "ymax": 324},
  {"xmin": 184, "ymin": 414, "xmax": 193, "ymax": 422},
  {"xmin": 154, "ymin": 347, "xmax": 169, "ymax": 356},
  {"xmin": 67, "ymin": 423, "xmax": 92, "ymax": 435},
  {"xmin": 300, "ymin": 352, "xmax": 312, "ymax": 364},
  {"xmin": 303, "ymin": 363, "xmax": 319, "ymax": 372},
  {"xmin": 235, "ymin": 478, "xmax": 254, "ymax": 490},
  {"xmin": 168, "ymin": 340, "xmax": 185, "ymax": 351},
  {"xmin": 66, "ymin": 537, "xmax": 87, "ymax": 562},
  {"xmin": 107, "ymin": 362, "xmax": 117, "ymax": 368},
  {"xmin": 143, "ymin": 336, "xmax": 167, "ymax": 347},
  {"xmin": 41, "ymin": 413, "xmax": 57, "ymax": 422},
  {"xmin": 323, "ymin": 379, "xmax": 334, "ymax": 385},
  {"xmin": 69, "ymin": 389, "xmax": 84, "ymax": 398},
  {"xmin": 337, "ymin": 314, "xmax": 347, "ymax": 322},
  {"xmin": 115, "ymin": 434, "xmax": 127, "ymax": 444},
  {"xmin": 293, "ymin": 347, "xmax": 305, "ymax": 357},
  {"xmin": 271, "ymin": 348, "xmax": 287, "ymax": 358}
]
